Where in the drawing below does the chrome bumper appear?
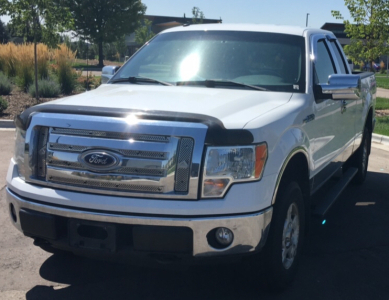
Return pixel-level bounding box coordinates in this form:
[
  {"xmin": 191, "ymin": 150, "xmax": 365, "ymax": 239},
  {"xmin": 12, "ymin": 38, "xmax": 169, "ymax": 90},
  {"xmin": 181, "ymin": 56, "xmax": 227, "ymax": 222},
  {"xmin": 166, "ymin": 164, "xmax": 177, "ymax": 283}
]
[{"xmin": 6, "ymin": 187, "xmax": 273, "ymax": 257}]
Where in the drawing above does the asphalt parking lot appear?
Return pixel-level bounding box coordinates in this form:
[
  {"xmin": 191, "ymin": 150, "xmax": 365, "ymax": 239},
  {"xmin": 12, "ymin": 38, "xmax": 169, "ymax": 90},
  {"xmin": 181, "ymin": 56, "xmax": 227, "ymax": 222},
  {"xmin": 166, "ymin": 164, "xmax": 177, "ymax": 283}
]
[{"xmin": 1, "ymin": 130, "xmax": 389, "ymax": 300}]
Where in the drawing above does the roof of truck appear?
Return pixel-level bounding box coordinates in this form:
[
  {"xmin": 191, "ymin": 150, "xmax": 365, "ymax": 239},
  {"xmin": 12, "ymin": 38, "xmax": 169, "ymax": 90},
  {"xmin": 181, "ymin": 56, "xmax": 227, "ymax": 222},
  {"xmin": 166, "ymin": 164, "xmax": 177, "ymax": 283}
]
[{"xmin": 161, "ymin": 23, "xmax": 332, "ymax": 37}]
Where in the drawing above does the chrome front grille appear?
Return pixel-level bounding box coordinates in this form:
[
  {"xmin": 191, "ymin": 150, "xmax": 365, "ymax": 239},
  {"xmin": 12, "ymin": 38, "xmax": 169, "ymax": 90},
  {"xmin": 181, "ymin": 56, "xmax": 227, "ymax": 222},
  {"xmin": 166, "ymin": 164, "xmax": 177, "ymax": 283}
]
[
  {"xmin": 24, "ymin": 113, "xmax": 208, "ymax": 200},
  {"xmin": 46, "ymin": 128, "xmax": 177, "ymax": 194}
]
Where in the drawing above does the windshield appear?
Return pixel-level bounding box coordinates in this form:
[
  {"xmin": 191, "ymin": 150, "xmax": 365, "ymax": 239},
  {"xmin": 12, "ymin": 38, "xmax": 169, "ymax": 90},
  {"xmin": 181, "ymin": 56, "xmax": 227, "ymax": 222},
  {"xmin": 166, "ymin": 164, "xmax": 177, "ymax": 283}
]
[{"xmin": 112, "ymin": 31, "xmax": 306, "ymax": 93}]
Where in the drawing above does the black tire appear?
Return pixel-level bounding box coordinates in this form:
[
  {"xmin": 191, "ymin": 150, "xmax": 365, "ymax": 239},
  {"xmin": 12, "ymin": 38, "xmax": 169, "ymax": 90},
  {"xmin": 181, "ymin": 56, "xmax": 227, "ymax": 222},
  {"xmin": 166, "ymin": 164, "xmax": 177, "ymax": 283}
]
[
  {"xmin": 263, "ymin": 181, "xmax": 305, "ymax": 290},
  {"xmin": 352, "ymin": 126, "xmax": 370, "ymax": 185}
]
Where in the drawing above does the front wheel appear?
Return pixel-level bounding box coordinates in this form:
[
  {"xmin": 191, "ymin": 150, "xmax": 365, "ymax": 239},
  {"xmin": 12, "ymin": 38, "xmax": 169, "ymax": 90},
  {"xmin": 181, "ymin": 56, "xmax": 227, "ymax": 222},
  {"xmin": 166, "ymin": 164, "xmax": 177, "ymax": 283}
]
[
  {"xmin": 352, "ymin": 126, "xmax": 371, "ymax": 185},
  {"xmin": 264, "ymin": 181, "xmax": 305, "ymax": 290}
]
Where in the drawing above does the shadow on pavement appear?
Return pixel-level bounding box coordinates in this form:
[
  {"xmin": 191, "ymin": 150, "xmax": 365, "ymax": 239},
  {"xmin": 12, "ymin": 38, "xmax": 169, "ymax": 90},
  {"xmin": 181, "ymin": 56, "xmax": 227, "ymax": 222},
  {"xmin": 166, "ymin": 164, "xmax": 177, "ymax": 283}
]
[
  {"xmin": 26, "ymin": 254, "xmax": 275, "ymax": 300},
  {"xmin": 26, "ymin": 171, "xmax": 389, "ymax": 300}
]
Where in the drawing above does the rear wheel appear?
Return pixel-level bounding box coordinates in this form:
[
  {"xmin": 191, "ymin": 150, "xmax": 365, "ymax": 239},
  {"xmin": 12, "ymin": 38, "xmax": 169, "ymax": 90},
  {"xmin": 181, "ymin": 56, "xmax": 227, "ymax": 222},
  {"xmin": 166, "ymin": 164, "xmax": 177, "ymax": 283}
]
[{"xmin": 263, "ymin": 181, "xmax": 305, "ymax": 290}]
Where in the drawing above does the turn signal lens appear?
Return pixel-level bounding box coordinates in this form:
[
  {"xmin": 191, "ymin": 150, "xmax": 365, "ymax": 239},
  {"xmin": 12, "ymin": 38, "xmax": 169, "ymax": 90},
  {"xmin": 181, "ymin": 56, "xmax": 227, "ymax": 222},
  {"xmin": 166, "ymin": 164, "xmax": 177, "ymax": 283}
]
[
  {"xmin": 203, "ymin": 179, "xmax": 230, "ymax": 197},
  {"xmin": 255, "ymin": 144, "xmax": 268, "ymax": 179}
]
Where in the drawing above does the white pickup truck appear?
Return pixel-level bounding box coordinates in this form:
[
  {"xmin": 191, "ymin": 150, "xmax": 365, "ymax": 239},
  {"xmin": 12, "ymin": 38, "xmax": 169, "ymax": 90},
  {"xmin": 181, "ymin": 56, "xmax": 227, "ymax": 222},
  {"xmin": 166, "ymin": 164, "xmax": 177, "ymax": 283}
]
[{"xmin": 6, "ymin": 24, "xmax": 376, "ymax": 288}]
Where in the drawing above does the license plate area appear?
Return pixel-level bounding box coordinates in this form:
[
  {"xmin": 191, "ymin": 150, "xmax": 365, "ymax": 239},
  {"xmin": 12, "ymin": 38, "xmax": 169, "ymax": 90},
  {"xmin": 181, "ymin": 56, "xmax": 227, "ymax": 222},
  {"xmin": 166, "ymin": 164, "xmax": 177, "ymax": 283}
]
[
  {"xmin": 68, "ymin": 219, "xmax": 116, "ymax": 253},
  {"xmin": 132, "ymin": 225, "xmax": 193, "ymax": 254}
]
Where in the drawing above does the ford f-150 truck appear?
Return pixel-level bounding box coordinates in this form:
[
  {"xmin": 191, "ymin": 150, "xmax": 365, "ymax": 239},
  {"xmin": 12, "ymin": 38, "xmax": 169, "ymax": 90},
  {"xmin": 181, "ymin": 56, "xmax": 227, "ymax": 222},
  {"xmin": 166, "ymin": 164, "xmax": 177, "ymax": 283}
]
[{"xmin": 6, "ymin": 24, "xmax": 376, "ymax": 288}]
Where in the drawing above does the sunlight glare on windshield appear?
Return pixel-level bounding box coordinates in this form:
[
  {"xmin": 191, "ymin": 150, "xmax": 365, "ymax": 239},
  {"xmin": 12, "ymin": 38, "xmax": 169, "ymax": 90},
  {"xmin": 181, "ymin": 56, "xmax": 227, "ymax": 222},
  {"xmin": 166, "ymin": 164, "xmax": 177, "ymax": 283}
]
[{"xmin": 180, "ymin": 53, "xmax": 200, "ymax": 80}]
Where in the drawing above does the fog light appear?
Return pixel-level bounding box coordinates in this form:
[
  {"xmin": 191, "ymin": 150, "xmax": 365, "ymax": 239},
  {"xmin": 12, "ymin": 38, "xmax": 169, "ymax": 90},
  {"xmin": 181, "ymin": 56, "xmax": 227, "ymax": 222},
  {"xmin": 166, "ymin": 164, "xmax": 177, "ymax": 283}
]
[{"xmin": 215, "ymin": 227, "xmax": 233, "ymax": 246}]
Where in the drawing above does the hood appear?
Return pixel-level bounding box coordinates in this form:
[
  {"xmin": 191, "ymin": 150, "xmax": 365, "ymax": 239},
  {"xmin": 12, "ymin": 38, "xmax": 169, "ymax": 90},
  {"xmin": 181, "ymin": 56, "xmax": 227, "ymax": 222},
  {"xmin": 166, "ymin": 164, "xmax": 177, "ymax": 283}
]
[{"xmin": 43, "ymin": 84, "xmax": 293, "ymax": 129}]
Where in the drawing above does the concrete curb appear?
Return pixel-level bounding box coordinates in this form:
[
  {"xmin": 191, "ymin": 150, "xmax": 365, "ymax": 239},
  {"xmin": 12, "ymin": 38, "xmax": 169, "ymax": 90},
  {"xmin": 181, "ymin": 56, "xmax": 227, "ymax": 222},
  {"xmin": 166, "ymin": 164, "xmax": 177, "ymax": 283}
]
[
  {"xmin": 0, "ymin": 120, "xmax": 15, "ymax": 129},
  {"xmin": 372, "ymin": 133, "xmax": 389, "ymax": 145}
]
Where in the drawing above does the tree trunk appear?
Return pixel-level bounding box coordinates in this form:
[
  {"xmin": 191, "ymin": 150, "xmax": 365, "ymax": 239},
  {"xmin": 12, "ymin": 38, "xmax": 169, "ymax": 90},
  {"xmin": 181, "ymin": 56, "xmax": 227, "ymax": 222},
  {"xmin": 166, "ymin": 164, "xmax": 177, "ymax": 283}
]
[
  {"xmin": 98, "ymin": 40, "xmax": 104, "ymax": 67},
  {"xmin": 370, "ymin": 60, "xmax": 374, "ymax": 73},
  {"xmin": 34, "ymin": 41, "xmax": 39, "ymax": 102}
]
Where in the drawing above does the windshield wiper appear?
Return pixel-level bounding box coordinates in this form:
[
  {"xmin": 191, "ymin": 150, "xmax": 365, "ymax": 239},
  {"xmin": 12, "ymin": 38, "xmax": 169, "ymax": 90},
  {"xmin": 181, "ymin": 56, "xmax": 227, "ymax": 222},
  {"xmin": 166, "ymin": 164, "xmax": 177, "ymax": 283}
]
[
  {"xmin": 176, "ymin": 79, "xmax": 268, "ymax": 91},
  {"xmin": 110, "ymin": 76, "xmax": 173, "ymax": 86}
]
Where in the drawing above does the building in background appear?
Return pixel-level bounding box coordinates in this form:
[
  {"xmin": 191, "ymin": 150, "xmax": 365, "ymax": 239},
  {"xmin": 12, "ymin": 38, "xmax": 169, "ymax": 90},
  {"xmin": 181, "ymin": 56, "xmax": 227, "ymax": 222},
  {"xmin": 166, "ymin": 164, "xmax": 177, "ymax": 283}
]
[{"xmin": 320, "ymin": 23, "xmax": 349, "ymax": 47}]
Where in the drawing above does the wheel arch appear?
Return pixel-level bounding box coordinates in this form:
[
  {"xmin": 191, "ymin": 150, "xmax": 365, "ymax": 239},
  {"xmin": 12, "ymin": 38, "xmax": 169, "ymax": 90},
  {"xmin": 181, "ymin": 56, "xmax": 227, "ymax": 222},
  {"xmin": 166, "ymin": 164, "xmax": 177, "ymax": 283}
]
[{"xmin": 271, "ymin": 148, "xmax": 310, "ymax": 209}]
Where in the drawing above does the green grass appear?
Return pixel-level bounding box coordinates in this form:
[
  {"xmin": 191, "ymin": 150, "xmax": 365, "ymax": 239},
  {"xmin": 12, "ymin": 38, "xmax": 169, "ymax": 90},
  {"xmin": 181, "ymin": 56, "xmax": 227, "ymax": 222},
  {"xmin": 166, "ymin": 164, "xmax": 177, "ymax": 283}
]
[
  {"xmin": 376, "ymin": 97, "xmax": 389, "ymax": 110},
  {"xmin": 374, "ymin": 116, "xmax": 389, "ymax": 136},
  {"xmin": 375, "ymin": 76, "xmax": 389, "ymax": 89}
]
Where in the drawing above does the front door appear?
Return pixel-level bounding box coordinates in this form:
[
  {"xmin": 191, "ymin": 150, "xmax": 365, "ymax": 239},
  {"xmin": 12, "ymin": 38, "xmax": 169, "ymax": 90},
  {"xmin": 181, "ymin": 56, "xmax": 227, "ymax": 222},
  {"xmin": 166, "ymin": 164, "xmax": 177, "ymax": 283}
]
[{"xmin": 306, "ymin": 36, "xmax": 356, "ymax": 191}]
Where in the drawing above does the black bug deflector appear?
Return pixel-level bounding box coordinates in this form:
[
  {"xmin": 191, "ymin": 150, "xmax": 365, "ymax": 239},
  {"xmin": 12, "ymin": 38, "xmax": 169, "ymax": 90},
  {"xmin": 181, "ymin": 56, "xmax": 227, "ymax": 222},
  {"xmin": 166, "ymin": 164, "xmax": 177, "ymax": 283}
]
[{"xmin": 15, "ymin": 105, "xmax": 254, "ymax": 146}]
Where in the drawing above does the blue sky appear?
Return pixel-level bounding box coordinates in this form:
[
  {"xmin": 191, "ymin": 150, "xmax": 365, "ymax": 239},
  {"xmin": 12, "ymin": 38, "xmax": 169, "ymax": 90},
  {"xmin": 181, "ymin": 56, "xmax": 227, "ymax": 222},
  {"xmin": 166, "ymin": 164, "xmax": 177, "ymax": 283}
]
[
  {"xmin": 1, "ymin": 0, "xmax": 352, "ymax": 29},
  {"xmin": 143, "ymin": 0, "xmax": 352, "ymax": 28}
]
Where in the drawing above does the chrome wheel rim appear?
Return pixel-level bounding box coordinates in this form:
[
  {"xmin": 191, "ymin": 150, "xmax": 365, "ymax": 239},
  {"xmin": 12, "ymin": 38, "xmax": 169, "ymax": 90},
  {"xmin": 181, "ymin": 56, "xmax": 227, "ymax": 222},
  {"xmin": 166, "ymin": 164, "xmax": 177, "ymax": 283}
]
[{"xmin": 282, "ymin": 203, "xmax": 300, "ymax": 270}]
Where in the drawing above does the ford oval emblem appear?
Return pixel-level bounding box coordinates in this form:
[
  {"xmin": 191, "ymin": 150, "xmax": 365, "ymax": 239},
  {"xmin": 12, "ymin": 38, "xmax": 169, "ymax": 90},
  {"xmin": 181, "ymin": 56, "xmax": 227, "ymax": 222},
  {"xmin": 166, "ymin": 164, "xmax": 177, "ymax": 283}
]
[{"xmin": 79, "ymin": 150, "xmax": 120, "ymax": 171}]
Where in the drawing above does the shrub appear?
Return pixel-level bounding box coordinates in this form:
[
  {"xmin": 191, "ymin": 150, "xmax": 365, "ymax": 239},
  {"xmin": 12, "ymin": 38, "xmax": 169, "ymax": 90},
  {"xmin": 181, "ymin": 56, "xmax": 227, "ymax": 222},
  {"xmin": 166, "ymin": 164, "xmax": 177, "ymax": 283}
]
[
  {"xmin": 0, "ymin": 43, "xmax": 18, "ymax": 77},
  {"xmin": 76, "ymin": 75, "xmax": 101, "ymax": 90},
  {"xmin": 0, "ymin": 72, "xmax": 12, "ymax": 95},
  {"xmin": 37, "ymin": 43, "xmax": 51, "ymax": 79},
  {"xmin": 28, "ymin": 79, "xmax": 61, "ymax": 98},
  {"xmin": 380, "ymin": 61, "xmax": 386, "ymax": 74},
  {"xmin": 52, "ymin": 44, "xmax": 76, "ymax": 95},
  {"xmin": 0, "ymin": 96, "xmax": 8, "ymax": 113},
  {"xmin": 15, "ymin": 44, "xmax": 34, "ymax": 91}
]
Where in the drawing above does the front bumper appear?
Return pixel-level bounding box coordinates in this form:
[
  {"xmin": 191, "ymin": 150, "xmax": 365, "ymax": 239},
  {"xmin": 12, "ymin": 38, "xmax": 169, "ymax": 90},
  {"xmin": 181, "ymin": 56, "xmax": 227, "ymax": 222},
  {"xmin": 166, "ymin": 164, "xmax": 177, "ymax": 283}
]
[{"xmin": 6, "ymin": 187, "xmax": 273, "ymax": 258}]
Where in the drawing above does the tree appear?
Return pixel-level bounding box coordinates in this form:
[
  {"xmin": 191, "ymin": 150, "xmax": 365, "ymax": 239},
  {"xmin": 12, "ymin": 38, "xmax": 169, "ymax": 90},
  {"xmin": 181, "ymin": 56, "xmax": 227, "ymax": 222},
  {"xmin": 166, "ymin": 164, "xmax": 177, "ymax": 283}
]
[
  {"xmin": 332, "ymin": 0, "xmax": 389, "ymax": 71},
  {"xmin": 192, "ymin": 7, "xmax": 205, "ymax": 24},
  {"xmin": 135, "ymin": 19, "xmax": 155, "ymax": 46},
  {"xmin": 112, "ymin": 35, "xmax": 128, "ymax": 59},
  {"xmin": 2, "ymin": 0, "xmax": 73, "ymax": 100},
  {"xmin": 64, "ymin": 0, "xmax": 146, "ymax": 67},
  {"xmin": 0, "ymin": 20, "xmax": 10, "ymax": 43}
]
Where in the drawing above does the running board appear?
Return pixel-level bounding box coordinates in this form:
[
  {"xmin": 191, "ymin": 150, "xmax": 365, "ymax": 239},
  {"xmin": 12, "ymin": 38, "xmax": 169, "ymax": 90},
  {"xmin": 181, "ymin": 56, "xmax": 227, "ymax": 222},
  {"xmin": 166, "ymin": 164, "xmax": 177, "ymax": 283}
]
[{"xmin": 313, "ymin": 167, "xmax": 358, "ymax": 217}]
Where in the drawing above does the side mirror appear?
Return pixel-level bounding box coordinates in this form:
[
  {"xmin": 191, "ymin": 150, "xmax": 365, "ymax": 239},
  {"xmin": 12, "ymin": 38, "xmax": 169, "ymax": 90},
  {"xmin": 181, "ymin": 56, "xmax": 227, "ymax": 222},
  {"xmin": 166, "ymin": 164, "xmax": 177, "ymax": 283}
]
[
  {"xmin": 102, "ymin": 66, "xmax": 121, "ymax": 84},
  {"xmin": 318, "ymin": 74, "xmax": 361, "ymax": 101}
]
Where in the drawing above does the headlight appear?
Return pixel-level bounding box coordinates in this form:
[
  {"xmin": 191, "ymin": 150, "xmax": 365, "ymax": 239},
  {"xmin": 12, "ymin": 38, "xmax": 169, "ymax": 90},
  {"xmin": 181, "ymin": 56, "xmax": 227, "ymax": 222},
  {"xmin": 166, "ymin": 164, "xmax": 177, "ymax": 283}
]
[
  {"xmin": 202, "ymin": 143, "xmax": 267, "ymax": 198},
  {"xmin": 14, "ymin": 127, "xmax": 26, "ymax": 180}
]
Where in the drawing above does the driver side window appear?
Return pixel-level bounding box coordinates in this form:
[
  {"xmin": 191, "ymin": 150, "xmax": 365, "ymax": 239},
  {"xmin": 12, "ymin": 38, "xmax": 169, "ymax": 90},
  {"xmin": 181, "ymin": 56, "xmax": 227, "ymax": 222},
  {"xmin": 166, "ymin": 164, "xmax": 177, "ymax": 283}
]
[{"xmin": 315, "ymin": 40, "xmax": 336, "ymax": 84}]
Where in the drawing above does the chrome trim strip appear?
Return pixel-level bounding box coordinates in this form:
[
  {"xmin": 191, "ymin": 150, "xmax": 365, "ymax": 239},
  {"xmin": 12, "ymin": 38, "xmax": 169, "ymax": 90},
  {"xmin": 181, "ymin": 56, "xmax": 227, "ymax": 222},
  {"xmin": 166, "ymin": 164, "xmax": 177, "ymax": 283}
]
[
  {"xmin": 46, "ymin": 167, "xmax": 168, "ymax": 192},
  {"xmin": 49, "ymin": 142, "xmax": 169, "ymax": 159},
  {"xmin": 47, "ymin": 134, "xmax": 177, "ymax": 158},
  {"xmin": 48, "ymin": 151, "xmax": 170, "ymax": 173},
  {"xmin": 51, "ymin": 127, "xmax": 171, "ymax": 142},
  {"xmin": 6, "ymin": 187, "xmax": 273, "ymax": 257}
]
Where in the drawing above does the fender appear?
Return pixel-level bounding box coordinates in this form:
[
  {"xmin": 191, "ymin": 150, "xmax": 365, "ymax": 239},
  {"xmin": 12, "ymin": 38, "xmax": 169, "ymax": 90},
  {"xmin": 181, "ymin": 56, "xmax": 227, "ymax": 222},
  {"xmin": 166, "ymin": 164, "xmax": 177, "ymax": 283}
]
[
  {"xmin": 249, "ymin": 123, "xmax": 311, "ymax": 207},
  {"xmin": 271, "ymin": 146, "xmax": 309, "ymax": 205}
]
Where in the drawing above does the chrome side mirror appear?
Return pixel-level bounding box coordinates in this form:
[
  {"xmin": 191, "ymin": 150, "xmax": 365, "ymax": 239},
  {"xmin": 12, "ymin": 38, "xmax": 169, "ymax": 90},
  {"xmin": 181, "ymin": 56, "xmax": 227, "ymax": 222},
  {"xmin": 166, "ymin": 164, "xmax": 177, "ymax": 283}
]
[
  {"xmin": 102, "ymin": 65, "xmax": 121, "ymax": 84},
  {"xmin": 318, "ymin": 74, "xmax": 361, "ymax": 100}
]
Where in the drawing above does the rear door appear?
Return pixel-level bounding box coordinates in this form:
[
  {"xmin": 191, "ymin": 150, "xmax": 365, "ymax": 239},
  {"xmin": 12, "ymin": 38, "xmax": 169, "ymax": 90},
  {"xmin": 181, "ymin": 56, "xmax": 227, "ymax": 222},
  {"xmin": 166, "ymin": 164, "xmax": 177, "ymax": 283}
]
[{"xmin": 327, "ymin": 39, "xmax": 357, "ymax": 161}]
